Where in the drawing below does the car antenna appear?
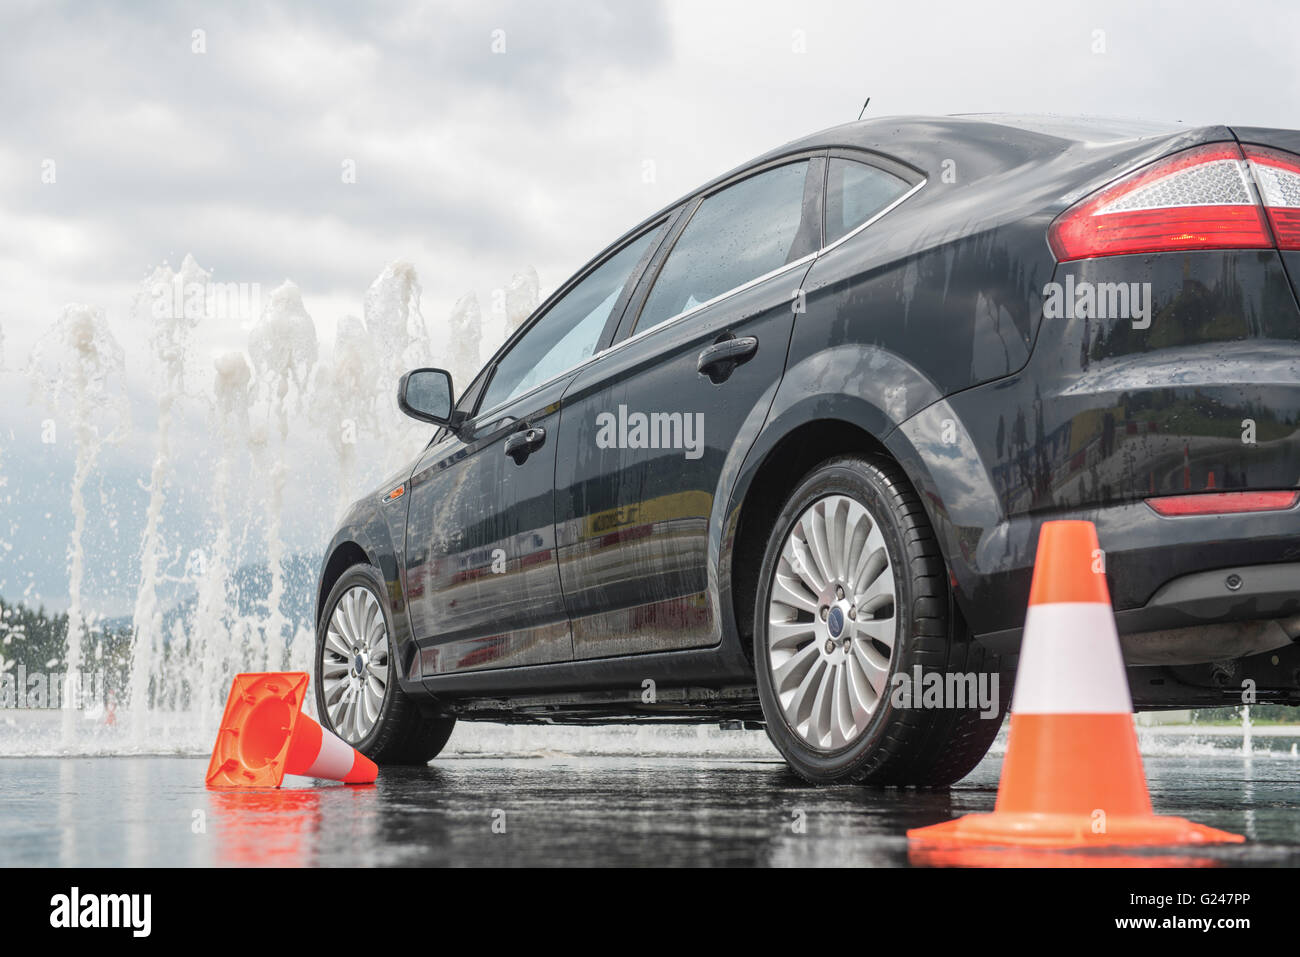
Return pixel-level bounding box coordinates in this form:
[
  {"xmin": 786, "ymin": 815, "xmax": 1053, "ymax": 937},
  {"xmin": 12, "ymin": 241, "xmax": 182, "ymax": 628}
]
[{"xmin": 857, "ymin": 97, "xmax": 871, "ymax": 121}]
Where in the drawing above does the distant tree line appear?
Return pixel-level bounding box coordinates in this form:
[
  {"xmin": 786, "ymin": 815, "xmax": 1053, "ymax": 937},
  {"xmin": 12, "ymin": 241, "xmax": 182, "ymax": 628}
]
[{"xmin": 0, "ymin": 597, "xmax": 133, "ymax": 703}]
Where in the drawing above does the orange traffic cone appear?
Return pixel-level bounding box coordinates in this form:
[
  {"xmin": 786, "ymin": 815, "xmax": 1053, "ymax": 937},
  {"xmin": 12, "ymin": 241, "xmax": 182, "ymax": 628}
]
[
  {"xmin": 205, "ymin": 672, "xmax": 378, "ymax": 789},
  {"xmin": 908, "ymin": 520, "xmax": 1242, "ymax": 849}
]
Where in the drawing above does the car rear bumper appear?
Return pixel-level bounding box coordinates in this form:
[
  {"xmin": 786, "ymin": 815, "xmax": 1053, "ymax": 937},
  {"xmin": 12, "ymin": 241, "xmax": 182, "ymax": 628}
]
[{"xmin": 972, "ymin": 499, "xmax": 1300, "ymax": 660}]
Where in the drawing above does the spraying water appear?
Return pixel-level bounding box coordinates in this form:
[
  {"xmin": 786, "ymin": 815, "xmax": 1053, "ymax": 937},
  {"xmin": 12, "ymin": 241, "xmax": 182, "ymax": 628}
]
[
  {"xmin": 447, "ymin": 292, "xmax": 482, "ymax": 387},
  {"xmin": 6, "ymin": 258, "xmax": 561, "ymax": 756},
  {"xmin": 127, "ymin": 256, "xmax": 207, "ymax": 730},
  {"xmin": 0, "ymin": 320, "xmax": 7, "ymax": 550},
  {"xmin": 247, "ymin": 281, "xmax": 318, "ymax": 669},
  {"xmin": 364, "ymin": 260, "xmax": 430, "ymax": 375},
  {"xmin": 362, "ymin": 261, "xmax": 438, "ymax": 472},
  {"xmin": 187, "ymin": 351, "xmax": 253, "ymax": 726},
  {"xmin": 309, "ymin": 316, "xmax": 378, "ymax": 518},
  {"xmin": 26, "ymin": 304, "xmax": 129, "ymax": 745},
  {"xmin": 504, "ymin": 266, "xmax": 540, "ymax": 336}
]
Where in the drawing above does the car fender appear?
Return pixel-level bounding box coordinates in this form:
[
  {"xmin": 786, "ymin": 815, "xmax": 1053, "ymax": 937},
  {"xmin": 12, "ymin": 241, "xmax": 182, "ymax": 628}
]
[
  {"xmin": 717, "ymin": 342, "xmax": 944, "ymax": 649},
  {"xmin": 316, "ymin": 485, "xmax": 420, "ymax": 687}
]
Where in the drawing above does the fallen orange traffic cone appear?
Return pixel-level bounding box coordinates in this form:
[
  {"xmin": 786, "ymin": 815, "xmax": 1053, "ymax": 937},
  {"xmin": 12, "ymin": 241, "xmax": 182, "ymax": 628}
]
[
  {"xmin": 908, "ymin": 520, "xmax": 1242, "ymax": 849},
  {"xmin": 205, "ymin": 672, "xmax": 378, "ymax": 789}
]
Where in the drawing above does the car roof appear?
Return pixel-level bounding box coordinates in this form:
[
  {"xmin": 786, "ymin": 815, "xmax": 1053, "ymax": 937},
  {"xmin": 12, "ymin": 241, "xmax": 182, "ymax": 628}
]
[
  {"xmin": 948, "ymin": 113, "xmax": 1189, "ymax": 140},
  {"xmin": 634, "ymin": 113, "xmax": 1203, "ymax": 229}
]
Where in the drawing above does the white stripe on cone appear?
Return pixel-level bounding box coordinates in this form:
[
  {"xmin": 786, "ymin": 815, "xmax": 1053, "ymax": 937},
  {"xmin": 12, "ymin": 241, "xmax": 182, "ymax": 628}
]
[
  {"xmin": 1011, "ymin": 602, "xmax": 1133, "ymax": 714},
  {"xmin": 305, "ymin": 726, "xmax": 359, "ymax": 780}
]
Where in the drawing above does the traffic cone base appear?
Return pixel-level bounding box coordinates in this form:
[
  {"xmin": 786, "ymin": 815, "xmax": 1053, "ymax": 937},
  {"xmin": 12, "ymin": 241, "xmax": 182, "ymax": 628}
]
[
  {"xmin": 908, "ymin": 520, "xmax": 1243, "ymax": 851},
  {"xmin": 206, "ymin": 672, "xmax": 377, "ymax": 789},
  {"xmin": 909, "ymin": 811, "xmax": 1243, "ymax": 849},
  {"xmin": 907, "ymin": 843, "xmax": 1222, "ymax": 868}
]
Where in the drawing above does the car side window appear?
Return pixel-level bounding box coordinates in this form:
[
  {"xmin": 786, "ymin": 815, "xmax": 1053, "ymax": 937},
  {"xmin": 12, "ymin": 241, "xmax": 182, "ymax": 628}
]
[
  {"xmin": 824, "ymin": 158, "xmax": 910, "ymax": 245},
  {"xmin": 478, "ymin": 225, "xmax": 662, "ymax": 413},
  {"xmin": 636, "ymin": 160, "xmax": 811, "ymax": 332}
]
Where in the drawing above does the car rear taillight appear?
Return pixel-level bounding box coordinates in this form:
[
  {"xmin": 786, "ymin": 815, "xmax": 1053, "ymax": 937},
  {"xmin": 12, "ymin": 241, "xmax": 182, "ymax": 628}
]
[
  {"xmin": 1242, "ymin": 145, "xmax": 1300, "ymax": 251},
  {"xmin": 1145, "ymin": 490, "xmax": 1299, "ymax": 517},
  {"xmin": 1049, "ymin": 143, "xmax": 1274, "ymax": 261}
]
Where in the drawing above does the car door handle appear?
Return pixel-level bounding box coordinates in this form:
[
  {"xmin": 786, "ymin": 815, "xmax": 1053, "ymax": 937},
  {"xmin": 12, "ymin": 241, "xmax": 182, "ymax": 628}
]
[
  {"xmin": 697, "ymin": 335, "xmax": 758, "ymax": 384},
  {"xmin": 504, "ymin": 425, "xmax": 546, "ymax": 464}
]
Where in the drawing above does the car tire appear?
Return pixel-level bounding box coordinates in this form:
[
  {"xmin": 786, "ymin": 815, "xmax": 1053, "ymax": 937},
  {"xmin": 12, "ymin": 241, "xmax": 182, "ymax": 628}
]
[
  {"xmin": 753, "ymin": 454, "xmax": 1006, "ymax": 786},
  {"xmin": 314, "ymin": 563, "xmax": 456, "ymax": 765}
]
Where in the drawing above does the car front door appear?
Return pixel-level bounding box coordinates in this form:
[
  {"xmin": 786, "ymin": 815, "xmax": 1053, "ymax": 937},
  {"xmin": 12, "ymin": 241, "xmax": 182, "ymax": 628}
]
[
  {"xmin": 553, "ymin": 155, "xmax": 824, "ymax": 659},
  {"xmin": 404, "ymin": 220, "xmax": 668, "ymax": 675}
]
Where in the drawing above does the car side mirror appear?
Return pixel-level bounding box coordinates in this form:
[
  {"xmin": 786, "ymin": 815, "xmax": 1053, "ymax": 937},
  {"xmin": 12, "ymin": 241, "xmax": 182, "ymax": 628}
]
[{"xmin": 398, "ymin": 368, "xmax": 457, "ymax": 427}]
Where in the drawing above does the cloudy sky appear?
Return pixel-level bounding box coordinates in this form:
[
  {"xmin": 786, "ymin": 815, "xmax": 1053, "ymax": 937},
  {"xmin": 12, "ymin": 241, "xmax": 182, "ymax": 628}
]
[
  {"xmin": 1, "ymin": 0, "xmax": 1298, "ymax": 614},
  {"xmin": 3, "ymin": 0, "xmax": 1299, "ymax": 362}
]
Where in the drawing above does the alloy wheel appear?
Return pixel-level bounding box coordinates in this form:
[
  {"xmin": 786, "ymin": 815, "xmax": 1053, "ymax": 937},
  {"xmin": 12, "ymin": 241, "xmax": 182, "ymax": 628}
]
[
  {"xmin": 766, "ymin": 493, "xmax": 898, "ymax": 750},
  {"xmin": 321, "ymin": 585, "xmax": 390, "ymax": 743}
]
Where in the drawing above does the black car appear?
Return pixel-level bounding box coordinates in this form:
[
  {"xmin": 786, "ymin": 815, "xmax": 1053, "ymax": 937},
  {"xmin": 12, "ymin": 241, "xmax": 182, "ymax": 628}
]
[{"xmin": 314, "ymin": 114, "xmax": 1300, "ymax": 786}]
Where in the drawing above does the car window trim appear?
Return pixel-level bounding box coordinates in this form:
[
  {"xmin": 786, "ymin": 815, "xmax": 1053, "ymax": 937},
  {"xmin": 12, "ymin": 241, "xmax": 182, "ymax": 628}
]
[
  {"xmin": 607, "ymin": 252, "xmax": 817, "ymax": 358},
  {"xmin": 608, "ymin": 170, "xmax": 925, "ymax": 353},
  {"xmin": 624, "ymin": 155, "xmax": 820, "ymax": 338},
  {"xmin": 820, "ymin": 148, "xmax": 926, "ymax": 252},
  {"xmin": 610, "ymin": 159, "xmax": 924, "ymax": 351},
  {"xmin": 472, "ymin": 244, "xmax": 819, "ymax": 422},
  {"xmin": 469, "ymin": 148, "xmax": 926, "ymax": 425},
  {"xmin": 469, "ymin": 214, "xmax": 677, "ymax": 423},
  {"xmin": 795, "ymin": 153, "xmax": 828, "ymax": 258},
  {"xmin": 820, "ymin": 152, "xmax": 831, "ymax": 249},
  {"xmin": 607, "ymin": 195, "xmax": 702, "ymax": 345},
  {"xmin": 819, "ymin": 177, "xmax": 926, "ymax": 256}
]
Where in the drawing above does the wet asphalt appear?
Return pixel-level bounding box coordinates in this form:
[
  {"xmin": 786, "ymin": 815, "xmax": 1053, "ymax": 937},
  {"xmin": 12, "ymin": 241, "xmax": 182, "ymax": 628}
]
[{"xmin": 2, "ymin": 740, "xmax": 1299, "ymax": 867}]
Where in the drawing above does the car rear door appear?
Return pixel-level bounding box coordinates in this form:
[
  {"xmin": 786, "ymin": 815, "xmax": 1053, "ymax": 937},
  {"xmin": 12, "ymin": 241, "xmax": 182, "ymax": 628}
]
[
  {"xmin": 405, "ymin": 220, "xmax": 669, "ymax": 675},
  {"xmin": 553, "ymin": 154, "xmax": 824, "ymax": 659}
]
